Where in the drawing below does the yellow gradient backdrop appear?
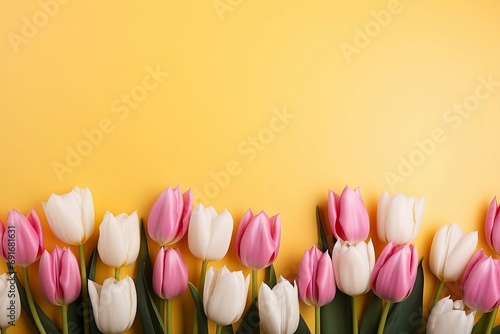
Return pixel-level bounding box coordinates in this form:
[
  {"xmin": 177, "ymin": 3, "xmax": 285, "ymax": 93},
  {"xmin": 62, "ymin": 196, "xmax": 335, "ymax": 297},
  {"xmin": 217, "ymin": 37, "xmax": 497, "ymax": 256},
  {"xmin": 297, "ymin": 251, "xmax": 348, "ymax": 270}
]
[{"xmin": 1, "ymin": 0, "xmax": 500, "ymax": 332}]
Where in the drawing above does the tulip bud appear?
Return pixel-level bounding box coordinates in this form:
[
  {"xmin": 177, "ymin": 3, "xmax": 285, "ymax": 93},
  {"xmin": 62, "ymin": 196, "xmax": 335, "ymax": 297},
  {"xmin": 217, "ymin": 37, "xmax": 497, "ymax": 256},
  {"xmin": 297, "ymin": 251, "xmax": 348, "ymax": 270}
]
[
  {"xmin": 371, "ymin": 242, "xmax": 418, "ymax": 303},
  {"xmin": 203, "ymin": 266, "xmax": 249, "ymax": 326},
  {"xmin": 0, "ymin": 273, "xmax": 20, "ymax": 329},
  {"xmin": 427, "ymin": 296, "xmax": 475, "ymax": 334},
  {"xmin": 485, "ymin": 196, "xmax": 500, "ymax": 254},
  {"xmin": 297, "ymin": 246, "xmax": 335, "ymax": 307},
  {"xmin": 328, "ymin": 186, "xmax": 370, "ymax": 244},
  {"xmin": 377, "ymin": 191, "xmax": 424, "ymax": 245},
  {"xmin": 429, "ymin": 224, "xmax": 478, "ymax": 282},
  {"xmin": 88, "ymin": 277, "xmax": 137, "ymax": 334},
  {"xmin": 153, "ymin": 248, "xmax": 188, "ymax": 300},
  {"xmin": 235, "ymin": 209, "xmax": 280, "ymax": 269},
  {"xmin": 39, "ymin": 246, "xmax": 81, "ymax": 306},
  {"xmin": 148, "ymin": 186, "xmax": 193, "ymax": 246},
  {"xmin": 258, "ymin": 277, "xmax": 300, "ymax": 334},
  {"xmin": 97, "ymin": 211, "xmax": 140, "ymax": 268},
  {"xmin": 462, "ymin": 250, "xmax": 500, "ymax": 312},
  {"xmin": 188, "ymin": 203, "xmax": 233, "ymax": 262},
  {"xmin": 43, "ymin": 187, "xmax": 95, "ymax": 245},
  {"xmin": 332, "ymin": 239, "xmax": 375, "ymax": 296},
  {"xmin": 0, "ymin": 209, "xmax": 44, "ymax": 267}
]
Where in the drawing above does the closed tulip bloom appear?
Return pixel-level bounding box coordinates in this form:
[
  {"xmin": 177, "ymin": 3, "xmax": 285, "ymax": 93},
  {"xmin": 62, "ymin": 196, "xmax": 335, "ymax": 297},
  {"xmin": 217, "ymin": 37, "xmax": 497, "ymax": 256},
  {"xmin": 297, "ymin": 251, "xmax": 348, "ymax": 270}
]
[
  {"xmin": 462, "ymin": 250, "xmax": 500, "ymax": 312},
  {"xmin": 371, "ymin": 242, "xmax": 418, "ymax": 303},
  {"xmin": 485, "ymin": 197, "xmax": 500, "ymax": 254},
  {"xmin": 332, "ymin": 239, "xmax": 375, "ymax": 296},
  {"xmin": 39, "ymin": 246, "xmax": 81, "ymax": 305},
  {"xmin": 88, "ymin": 277, "xmax": 137, "ymax": 334},
  {"xmin": 97, "ymin": 211, "xmax": 140, "ymax": 268},
  {"xmin": 153, "ymin": 248, "xmax": 188, "ymax": 299},
  {"xmin": 0, "ymin": 273, "xmax": 20, "ymax": 329},
  {"xmin": 0, "ymin": 209, "xmax": 44, "ymax": 267},
  {"xmin": 188, "ymin": 203, "xmax": 233, "ymax": 262},
  {"xmin": 148, "ymin": 186, "xmax": 193, "ymax": 246},
  {"xmin": 427, "ymin": 296, "xmax": 475, "ymax": 334},
  {"xmin": 429, "ymin": 224, "xmax": 478, "ymax": 282},
  {"xmin": 258, "ymin": 277, "xmax": 300, "ymax": 334},
  {"xmin": 203, "ymin": 266, "xmax": 249, "ymax": 326},
  {"xmin": 328, "ymin": 186, "xmax": 370, "ymax": 244},
  {"xmin": 377, "ymin": 191, "xmax": 425, "ymax": 245},
  {"xmin": 297, "ymin": 246, "xmax": 335, "ymax": 307},
  {"xmin": 43, "ymin": 187, "xmax": 95, "ymax": 245},
  {"xmin": 235, "ymin": 209, "xmax": 280, "ymax": 269}
]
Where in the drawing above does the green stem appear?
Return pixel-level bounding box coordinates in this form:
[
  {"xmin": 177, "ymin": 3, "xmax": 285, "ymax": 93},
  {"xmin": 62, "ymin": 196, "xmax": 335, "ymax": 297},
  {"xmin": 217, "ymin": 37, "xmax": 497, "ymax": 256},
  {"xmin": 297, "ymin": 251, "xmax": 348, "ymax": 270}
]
[
  {"xmin": 486, "ymin": 307, "xmax": 499, "ymax": 334},
  {"xmin": 62, "ymin": 304, "xmax": 68, "ymax": 334},
  {"xmin": 377, "ymin": 302, "xmax": 391, "ymax": 334},
  {"xmin": 199, "ymin": 260, "xmax": 208, "ymax": 300},
  {"xmin": 431, "ymin": 280, "xmax": 445, "ymax": 307},
  {"xmin": 216, "ymin": 324, "xmax": 222, "ymax": 334},
  {"xmin": 251, "ymin": 269, "xmax": 258, "ymax": 301},
  {"xmin": 115, "ymin": 267, "xmax": 121, "ymax": 280},
  {"xmin": 352, "ymin": 296, "xmax": 358, "ymax": 334},
  {"xmin": 315, "ymin": 306, "xmax": 320, "ymax": 334},
  {"xmin": 167, "ymin": 299, "xmax": 173, "ymax": 334},
  {"xmin": 163, "ymin": 299, "xmax": 167, "ymax": 334},
  {"xmin": 1, "ymin": 329, "xmax": 6, "ymax": 334},
  {"xmin": 78, "ymin": 244, "xmax": 90, "ymax": 334},
  {"xmin": 22, "ymin": 266, "xmax": 46, "ymax": 334}
]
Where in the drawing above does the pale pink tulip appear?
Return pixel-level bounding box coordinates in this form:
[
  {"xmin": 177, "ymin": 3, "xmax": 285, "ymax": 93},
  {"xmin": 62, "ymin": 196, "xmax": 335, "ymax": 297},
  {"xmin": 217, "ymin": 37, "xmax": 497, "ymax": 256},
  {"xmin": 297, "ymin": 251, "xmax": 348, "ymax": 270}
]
[{"xmin": 152, "ymin": 248, "xmax": 188, "ymax": 299}]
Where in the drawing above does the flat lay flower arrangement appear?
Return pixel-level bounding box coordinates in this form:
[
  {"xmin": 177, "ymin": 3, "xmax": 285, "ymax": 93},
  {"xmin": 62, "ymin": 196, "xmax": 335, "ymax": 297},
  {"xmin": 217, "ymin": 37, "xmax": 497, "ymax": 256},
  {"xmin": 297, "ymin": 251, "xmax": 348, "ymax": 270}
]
[{"xmin": 1, "ymin": 185, "xmax": 500, "ymax": 334}]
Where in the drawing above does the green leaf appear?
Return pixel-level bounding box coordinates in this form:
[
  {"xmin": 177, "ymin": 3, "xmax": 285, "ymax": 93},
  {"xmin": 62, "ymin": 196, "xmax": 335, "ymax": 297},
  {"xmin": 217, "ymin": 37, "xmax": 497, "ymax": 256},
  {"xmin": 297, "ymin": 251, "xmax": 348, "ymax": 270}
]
[
  {"xmin": 384, "ymin": 259, "xmax": 424, "ymax": 333},
  {"xmin": 236, "ymin": 298, "xmax": 259, "ymax": 334},
  {"xmin": 189, "ymin": 282, "xmax": 208, "ymax": 334},
  {"xmin": 87, "ymin": 247, "xmax": 99, "ymax": 280},
  {"xmin": 294, "ymin": 315, "xmax": 311, "ymax": 334},
  {"xmin": 222, "ymin": 324, "xmax": 234, "ymax": 334},
  {"xmin": 472, "ymin": 312, "xmax": 494, "ymax": 334},
  {"xmin": 360, "ymin": 292, "xmax": 382, "ymax": 334},
  {"xmin": 136, "ymin": 219, "xmax": 166, "ymax": 334},
  {"xmin": 316, "ymin": 205, "xmax": 329, "ymax": 252},
  {"xmin": 266, "ymin": 264, "xmax": 277, "ymax": 288},
  {"xmin": 321, "ymin": 289, "xmax": 353, "ymax": 333},
  {"xmin": 492, "ymin": 324, "xmax": 500, "ymax": 334}
]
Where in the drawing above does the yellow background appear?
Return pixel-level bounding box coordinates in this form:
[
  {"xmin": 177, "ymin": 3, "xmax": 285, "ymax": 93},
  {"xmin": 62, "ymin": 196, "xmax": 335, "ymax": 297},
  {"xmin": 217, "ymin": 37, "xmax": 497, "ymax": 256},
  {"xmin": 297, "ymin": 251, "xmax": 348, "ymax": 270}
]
[{"xmin": 1, "ymin": 0, "xmax": 500, "ymax": 332}]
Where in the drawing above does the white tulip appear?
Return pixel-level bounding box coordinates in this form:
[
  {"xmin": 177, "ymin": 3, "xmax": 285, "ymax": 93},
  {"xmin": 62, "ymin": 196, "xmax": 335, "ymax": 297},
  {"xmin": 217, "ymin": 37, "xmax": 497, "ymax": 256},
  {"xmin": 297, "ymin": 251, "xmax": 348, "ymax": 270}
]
[
  {"xmin": 88, "ymin": 277, "xmax": 137, "ymax": 334},
  {"xmin": 0, "ymin": 273, "xmax": 20, "ymax": 329},
  {"xmin": 97, "ymin": 211, "xmax": 140, "ymax": 268},
  {"xmin": 332, "ymin": 239, "xmax": 375, "ymax": 296},
  {"xmin": 203, "ymin": 266, "xmax": 249, "ymax": 326},
  {"xmin": 258, "ymin": 277, "xmax": 300, "ymax": 334},
  {"xmin": 188, "ymin": 203, "xmax": 233, "ymax": 262},
  {"xmin": 43, "ymin": 187, "xmax": 95, "ymax": 245},
  {"xmin": 377, "ymin": 191, "xmax": 425, "ymax": 245},
  {"xmin": 427, "ymin": 296, "xmax": 475, "ymax": 334}
]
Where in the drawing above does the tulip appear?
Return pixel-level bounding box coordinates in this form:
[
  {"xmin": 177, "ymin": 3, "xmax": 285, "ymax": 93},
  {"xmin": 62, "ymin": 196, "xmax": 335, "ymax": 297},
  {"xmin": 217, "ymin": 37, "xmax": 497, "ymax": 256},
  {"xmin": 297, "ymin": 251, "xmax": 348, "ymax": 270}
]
[
  {"xmin": 97, "ymin": 211, "xmax": 140, "ymax": 274},
  {"xmin": 485, "ymin": 196, "xmax": 500, "ymax": 254},
  {"xmin": 153, "ymin": 248, "xmax": 188, "ymax": 300},
  {"xmin": 203, "ymin": 266, "xmax": 249, "ymax": 327},
  {"xmin": 462, "ymin": 250, "xmax": 500, "ymax": 313},
  {"xmin": 328, "ymin": 186, "xmax": 370, "ymax": 244},
  {"xmin": 43, "ymin": 187, "xmax": 95, "ymax": 245},
  {"xmin": 258, "ymin": 277, "xmax": 300, "ymax": 334},
  {"xmin": 88, "ymin": 277, "xmax": 137, "ymax": 334},
  {"xmin": 188, "ymin": 203, "xmax": 233, "ymax": 262},
  {"xmin": 377, "ymin": 191, "xmax": 425, "ymax": 245},
  {"xmin": 297, "ymin": 246, "xmax": 335, "ymax": 307},
  {"xmin": 0, "ymin": 273, "xmax": 20, "ymax": 329},
  {"xmin": 427, "ymin": 296, "xmax": 475, "ymax": 334},
  {"xmin": 332, "ymin": 239, "xmax": 375, "ymax": 296},
  {"xmin": 39, "ymin": 246, "xmax": 81, "ymax": 306},
  {"xmin": 148, "ymin": 186, "xmax": 193, "ymax": 246},
  {"xmin": 0, "ymin": 209, "xmax": 44, "ymax": 267}
]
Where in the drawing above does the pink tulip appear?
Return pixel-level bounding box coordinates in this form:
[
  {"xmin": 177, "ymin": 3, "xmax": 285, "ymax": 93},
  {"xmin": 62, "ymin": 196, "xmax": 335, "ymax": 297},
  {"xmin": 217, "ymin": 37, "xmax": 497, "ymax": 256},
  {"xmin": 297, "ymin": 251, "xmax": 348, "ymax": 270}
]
[
  {"xmin": 328, "ymin": 186, "xmax": 370, "ymax": 244},
  {"xmin": 462, "ymin": 250, "xmax": 500, "ymax": 312},
  {"xmin": 152, "ymin": 248, "xmax": 188, "ymax": 300},
  {"xmin": 297, "ymin": 246, "xmax": 336, "ymax": 307},
  {"xmin": 235, "ymin": 209, "xmax": 280, "ymax": 269},
  {"xmin": 39, "ymin": 246, "xmax": 81, "ymax": 305},
  {"xmin": 147, "ymin": 186, "xmax": 193, "ymax": 246},
  {"xmin": 0, "ymin": 209, "xmax": 44, "ymax": 267},
  {"xmin": 485, "ymin": 197, "xmax": 500, "ymax": 254},
  {"xmin": 371, "ymin": 242, "xmax": 418, "ymax": 303}
]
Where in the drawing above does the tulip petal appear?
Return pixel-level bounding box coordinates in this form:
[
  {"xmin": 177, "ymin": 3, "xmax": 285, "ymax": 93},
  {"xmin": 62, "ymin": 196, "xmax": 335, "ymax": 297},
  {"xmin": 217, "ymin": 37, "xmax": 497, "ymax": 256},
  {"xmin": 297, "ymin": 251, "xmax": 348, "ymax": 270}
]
[
  {"xmin": 188, "ymin": 204, "xmax": 212, "ymax": 260},
  {"xmin": 443, "ymin": 231, "xmax": 478, "ymax": 282},
  {"xmin": 205, "ymin": 210, "xmax": 233, "ymax": 261},
  {"xmin": 235, "ymin": 209, "xmax": 254, "ymax": 260},
  {"xmin": 259, "ymin": 283, "xmax": 281, "ymax": 334},
  {"xmin": 7, "ymin": 210, "xmax": 41, "ymax": 266},
  {"xmin": 44, "ymin": 194, "xmax": 86, "ymax": 245}
]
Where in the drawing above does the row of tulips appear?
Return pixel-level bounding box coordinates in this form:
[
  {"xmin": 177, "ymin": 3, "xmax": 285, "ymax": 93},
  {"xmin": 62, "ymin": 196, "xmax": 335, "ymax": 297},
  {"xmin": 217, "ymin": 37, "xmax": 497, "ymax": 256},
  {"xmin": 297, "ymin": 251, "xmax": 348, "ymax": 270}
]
[{"xmin": 0, "ymin": 185, "xmax": 499, "ymax": 334}]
